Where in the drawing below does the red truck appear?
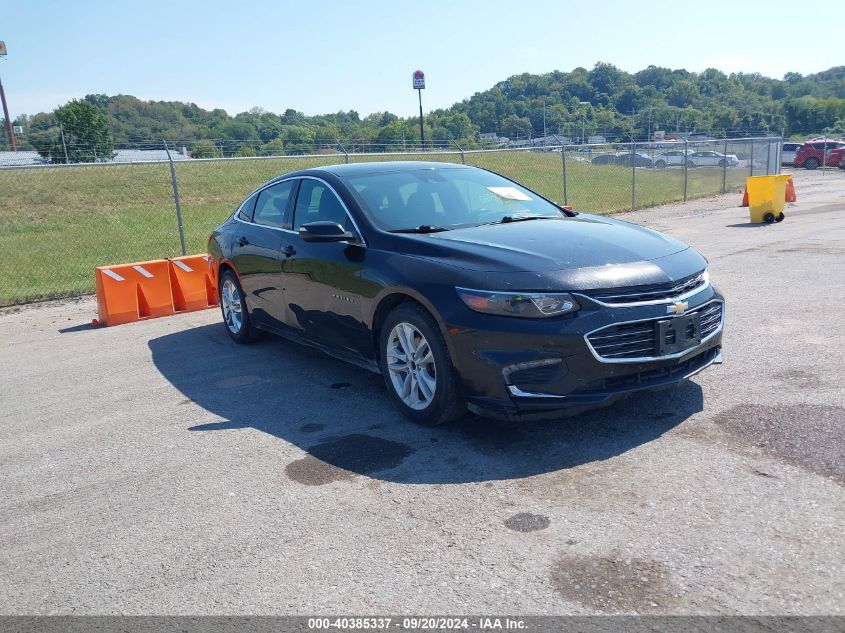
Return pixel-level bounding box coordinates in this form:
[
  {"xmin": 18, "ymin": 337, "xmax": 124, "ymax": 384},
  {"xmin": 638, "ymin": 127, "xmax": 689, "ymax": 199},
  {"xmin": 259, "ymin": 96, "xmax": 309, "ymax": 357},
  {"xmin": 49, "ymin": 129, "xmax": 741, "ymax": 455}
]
[{"xmin": 794, "ymin": 139, "xmax": 845, "ymax": 169}]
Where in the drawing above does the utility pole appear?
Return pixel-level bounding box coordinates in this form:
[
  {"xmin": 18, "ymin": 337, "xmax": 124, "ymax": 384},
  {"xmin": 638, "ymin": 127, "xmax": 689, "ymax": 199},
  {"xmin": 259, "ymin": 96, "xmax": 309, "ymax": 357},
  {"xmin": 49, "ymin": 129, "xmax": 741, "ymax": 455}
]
[
  {"xmin": 0, "ymin": 41, "xmax": 16, "ymax": 152},
  {"xmin": 542, "ymin": 97, "xmax": 547, "ymax": 139},
  {"xmin": 59, "ymin": 121, "xmax": 69, "ymax": 163}
]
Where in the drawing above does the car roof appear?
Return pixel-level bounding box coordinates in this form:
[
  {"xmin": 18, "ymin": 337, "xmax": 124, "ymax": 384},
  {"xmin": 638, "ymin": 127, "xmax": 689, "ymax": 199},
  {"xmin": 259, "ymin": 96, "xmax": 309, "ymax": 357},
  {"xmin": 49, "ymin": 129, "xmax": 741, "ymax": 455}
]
[{"xmin": 277, "ymin": 161, "xmax": 472, "ymax": 181}]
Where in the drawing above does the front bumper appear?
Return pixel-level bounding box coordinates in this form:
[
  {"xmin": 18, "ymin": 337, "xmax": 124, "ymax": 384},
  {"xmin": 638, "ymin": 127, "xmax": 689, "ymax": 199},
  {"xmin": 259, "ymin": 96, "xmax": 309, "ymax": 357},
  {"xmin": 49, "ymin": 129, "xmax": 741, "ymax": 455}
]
[{"xmin": 443, "ymin": 284, "xmax": 724, "ymax": 419}]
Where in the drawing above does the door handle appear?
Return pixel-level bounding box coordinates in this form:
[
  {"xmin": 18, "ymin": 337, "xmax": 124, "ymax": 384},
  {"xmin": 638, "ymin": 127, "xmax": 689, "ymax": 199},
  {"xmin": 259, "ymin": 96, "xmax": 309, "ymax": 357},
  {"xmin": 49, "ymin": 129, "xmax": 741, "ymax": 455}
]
[
  {"xmin": 236, "ymin": 236, "xmax": 249, "ymax": 247},
  {"xmin": 281, "ymin": 244, "xmax": 296, "ymax": 257}
]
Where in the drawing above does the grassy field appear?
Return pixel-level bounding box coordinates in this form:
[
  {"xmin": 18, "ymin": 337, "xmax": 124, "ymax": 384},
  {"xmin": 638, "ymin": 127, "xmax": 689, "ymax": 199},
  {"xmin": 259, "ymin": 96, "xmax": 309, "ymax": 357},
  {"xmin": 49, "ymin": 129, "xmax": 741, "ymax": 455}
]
[{"xmin": 0, "ymin": 152, "xmax": 747, "ymax": 305}]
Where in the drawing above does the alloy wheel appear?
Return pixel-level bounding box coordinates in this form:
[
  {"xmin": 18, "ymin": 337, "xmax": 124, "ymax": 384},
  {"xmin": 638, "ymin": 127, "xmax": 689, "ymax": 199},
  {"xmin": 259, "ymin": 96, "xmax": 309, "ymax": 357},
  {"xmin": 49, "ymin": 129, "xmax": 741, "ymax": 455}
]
[
  {"xmin": 386, "ymin": 322, "xmax": 437, "ymax": 410},
  {"xmin": 221, "ymin": 279, "xmax": 243, "ymax": 334}
]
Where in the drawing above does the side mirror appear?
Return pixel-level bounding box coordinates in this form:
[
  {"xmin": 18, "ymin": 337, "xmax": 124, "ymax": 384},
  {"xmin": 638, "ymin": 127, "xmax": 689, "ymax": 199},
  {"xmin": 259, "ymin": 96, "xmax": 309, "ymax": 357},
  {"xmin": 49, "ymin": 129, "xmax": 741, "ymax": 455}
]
[{"xmin": 299, "ymin": 221, "xmax": 356, "ymax": 243}]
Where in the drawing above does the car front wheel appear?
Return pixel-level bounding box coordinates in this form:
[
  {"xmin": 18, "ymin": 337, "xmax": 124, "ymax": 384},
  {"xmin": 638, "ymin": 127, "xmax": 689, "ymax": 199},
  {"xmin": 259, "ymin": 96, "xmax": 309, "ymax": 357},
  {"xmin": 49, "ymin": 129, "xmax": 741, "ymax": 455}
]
[
  {"xmin": 805, "ymin": 157, "xmax": 820, "ymax": 170},
  {"xmin": 379, "ymin": 303, "xmax": 466, "ymax": 426}
]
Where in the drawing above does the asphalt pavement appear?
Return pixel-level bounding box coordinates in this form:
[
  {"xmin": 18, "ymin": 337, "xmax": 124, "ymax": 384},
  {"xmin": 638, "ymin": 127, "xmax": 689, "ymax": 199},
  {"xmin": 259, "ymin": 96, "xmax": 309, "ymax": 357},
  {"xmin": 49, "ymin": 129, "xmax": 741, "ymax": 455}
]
[{"xmin": 1, "ymin": 169, "xmax": 843, "ymax": 615}]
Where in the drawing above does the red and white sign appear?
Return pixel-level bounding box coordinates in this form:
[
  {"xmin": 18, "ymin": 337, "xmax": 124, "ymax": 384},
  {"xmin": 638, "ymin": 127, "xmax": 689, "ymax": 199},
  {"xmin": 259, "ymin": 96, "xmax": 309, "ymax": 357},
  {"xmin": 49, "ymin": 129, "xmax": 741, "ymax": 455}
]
[{"xmin": 412, "ymin": 70, "xmax": 425, "ymax": 90}]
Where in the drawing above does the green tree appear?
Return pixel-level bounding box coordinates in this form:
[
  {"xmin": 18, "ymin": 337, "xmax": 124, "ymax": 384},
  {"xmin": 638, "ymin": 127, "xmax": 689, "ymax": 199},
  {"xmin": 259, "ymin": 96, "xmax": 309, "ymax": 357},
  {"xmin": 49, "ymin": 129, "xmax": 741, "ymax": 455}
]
[
  {"xmin": 35, "ymin": 100, "xmax": 114, "ymax": 163},
  {"xmin": 190, "ymin": 140, "xmax": 222, "ymax": 158}
]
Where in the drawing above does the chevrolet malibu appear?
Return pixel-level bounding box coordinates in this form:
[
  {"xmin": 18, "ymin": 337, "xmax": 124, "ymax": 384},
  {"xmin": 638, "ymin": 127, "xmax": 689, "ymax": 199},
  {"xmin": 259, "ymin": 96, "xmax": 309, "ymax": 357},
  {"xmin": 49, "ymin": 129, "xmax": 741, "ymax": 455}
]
[{"xmin": 208, "ymin": 162, "xmax": 724, "ymax": 425}]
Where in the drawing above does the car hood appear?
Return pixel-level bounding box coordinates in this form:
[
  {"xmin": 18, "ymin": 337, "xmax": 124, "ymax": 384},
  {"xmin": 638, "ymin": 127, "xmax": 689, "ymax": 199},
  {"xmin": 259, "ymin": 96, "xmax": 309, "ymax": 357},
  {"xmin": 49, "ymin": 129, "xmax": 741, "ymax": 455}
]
[{"xmin": 394, "ymin": 215, "xmax": 689, "ymax": 274}]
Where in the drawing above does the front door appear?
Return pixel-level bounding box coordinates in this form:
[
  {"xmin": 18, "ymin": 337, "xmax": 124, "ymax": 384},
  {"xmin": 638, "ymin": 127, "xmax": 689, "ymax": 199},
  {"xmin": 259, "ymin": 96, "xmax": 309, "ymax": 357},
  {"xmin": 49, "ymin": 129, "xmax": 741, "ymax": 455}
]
[{"xmin": 279, "ymin": 178, "xmax": 373, "ymax": 357}]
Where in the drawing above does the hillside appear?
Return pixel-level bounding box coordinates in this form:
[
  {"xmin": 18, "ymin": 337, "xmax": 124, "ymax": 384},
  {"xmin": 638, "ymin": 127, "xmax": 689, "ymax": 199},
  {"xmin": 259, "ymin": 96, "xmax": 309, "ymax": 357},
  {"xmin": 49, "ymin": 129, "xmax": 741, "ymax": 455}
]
[{"xmin": 4, "ymin": 63, "xmax": 844, "ymax": 159}]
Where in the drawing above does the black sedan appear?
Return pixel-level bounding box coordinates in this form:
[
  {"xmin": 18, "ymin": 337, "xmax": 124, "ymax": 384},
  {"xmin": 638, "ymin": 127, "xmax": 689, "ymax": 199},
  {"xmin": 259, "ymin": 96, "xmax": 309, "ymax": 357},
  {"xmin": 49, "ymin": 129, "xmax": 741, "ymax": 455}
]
[{"xmin": 208, "ymin": 162, "xmax": 723, "ymax": 425}]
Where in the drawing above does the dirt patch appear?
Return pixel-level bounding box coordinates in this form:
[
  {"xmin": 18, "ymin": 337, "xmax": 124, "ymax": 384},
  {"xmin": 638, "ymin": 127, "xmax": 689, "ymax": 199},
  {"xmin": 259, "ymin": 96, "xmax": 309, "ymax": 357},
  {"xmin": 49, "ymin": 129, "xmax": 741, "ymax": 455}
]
[
  {"xmin": 285, "ymin": 455, "xmax": 354, "ymax": 486},
  {"xmin": 551, "ymin": 554, "xmax": 677, "ymax": 612},
  {"xmin": 504, "ymin": 512, "xmax": 550, "ymax": 532},
  {"xmin": 307, "ymin": 434, "xmax": 415, "ymax": 475},
  {"xmin": 773, "ymin": 369, "xmax": 824, "ymax": 389},
  {"xmin": 713, "ymin": 404, "xmax": 845, "ymax": 484}
]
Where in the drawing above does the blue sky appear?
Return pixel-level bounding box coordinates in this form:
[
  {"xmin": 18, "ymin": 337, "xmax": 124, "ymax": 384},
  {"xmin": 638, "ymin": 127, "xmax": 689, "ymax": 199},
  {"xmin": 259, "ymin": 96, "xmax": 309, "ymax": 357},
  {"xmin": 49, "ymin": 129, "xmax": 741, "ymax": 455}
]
[{"xmin": 3, "ymin": 0, "xmax": 843, "ymax": 119}]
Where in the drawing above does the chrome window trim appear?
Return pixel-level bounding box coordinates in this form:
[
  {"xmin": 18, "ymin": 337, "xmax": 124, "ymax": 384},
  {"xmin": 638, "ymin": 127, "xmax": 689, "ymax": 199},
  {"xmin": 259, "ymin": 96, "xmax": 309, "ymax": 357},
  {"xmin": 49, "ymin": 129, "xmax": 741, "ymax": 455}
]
[
  {"xmin": 584, "ymin": 299, "xmax": 724, "ymax": 364},
  {"xmin": 574, "ymin": 276, "xmax": 710, "ymax": 308},
  {"xmin": 232, "ymin": 176, "xmax": 367, "ymax": 247}
]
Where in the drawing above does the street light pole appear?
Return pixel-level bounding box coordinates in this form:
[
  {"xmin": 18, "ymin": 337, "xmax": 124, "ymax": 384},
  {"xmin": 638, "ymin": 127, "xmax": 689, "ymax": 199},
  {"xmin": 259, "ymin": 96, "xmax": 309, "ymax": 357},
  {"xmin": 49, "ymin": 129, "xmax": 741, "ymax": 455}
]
[
  {"xmin": 0, "ymin": 41, "xmax": 16, "ymax": 152},
  {"xmin": 0, "ymin": 75, "xmax": 15, "ymax": 151}
]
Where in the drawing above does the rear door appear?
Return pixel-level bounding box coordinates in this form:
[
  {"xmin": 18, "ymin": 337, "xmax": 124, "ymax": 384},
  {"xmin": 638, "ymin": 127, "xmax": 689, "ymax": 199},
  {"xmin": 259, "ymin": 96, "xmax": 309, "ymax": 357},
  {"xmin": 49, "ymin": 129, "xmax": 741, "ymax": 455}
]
[{"xmin": 230, "ymin": 179, "xmax": 296, "ymax": 327}]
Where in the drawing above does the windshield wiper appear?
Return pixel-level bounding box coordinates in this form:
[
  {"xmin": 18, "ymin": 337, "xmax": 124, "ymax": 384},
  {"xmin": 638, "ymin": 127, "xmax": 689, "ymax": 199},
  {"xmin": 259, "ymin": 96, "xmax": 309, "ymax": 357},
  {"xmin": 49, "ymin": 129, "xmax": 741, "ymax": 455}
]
[
  {"xmin": 481, "ymin": 215, "xmax": 559, "ymax": 226},
  {"xmin": 390, "ymin": 225, "xmax": 450, "ymax": 234}
]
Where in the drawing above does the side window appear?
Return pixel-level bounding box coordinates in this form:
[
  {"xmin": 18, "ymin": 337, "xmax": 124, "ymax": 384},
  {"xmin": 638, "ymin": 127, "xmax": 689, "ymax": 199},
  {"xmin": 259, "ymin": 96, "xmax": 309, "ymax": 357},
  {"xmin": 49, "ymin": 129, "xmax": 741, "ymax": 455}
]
[
  {"xmin": 253, "ymin": 181, "xmax": 295, "ymax": 229},
  {"xmin": 293, "ymin": 180, "xmax": 349, "ymax": 230},
  {"xmin": 237, "ymin": 192, "xmax": 259, "ymax": 222}
]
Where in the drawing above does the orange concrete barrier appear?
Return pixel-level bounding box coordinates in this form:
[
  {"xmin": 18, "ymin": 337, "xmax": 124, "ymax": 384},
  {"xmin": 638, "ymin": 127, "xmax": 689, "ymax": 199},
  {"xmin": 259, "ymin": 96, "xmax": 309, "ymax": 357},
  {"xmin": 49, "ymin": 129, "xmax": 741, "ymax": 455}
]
[
  {"xmin": 94, "ymin": 259, "xmax": 174, "ymax": 326},
  {"xmin": 785, "ymin": 176, "xmax": 797, "ymax": 202},
  {"xmin": 168, "ymin": 254, "xmax": 219, "ymax": 313}
]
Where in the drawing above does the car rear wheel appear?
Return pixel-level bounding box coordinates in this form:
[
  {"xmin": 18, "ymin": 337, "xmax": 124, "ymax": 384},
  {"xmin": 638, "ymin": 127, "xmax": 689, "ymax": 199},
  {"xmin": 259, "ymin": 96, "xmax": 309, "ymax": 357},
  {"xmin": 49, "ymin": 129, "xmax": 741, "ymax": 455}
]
[
  {"xmin": 379, "ymin": 303, "xmax": 466, "ymax": 426},
  {"xmin": 219, "ymin": 270, "xmax": 257, "ymax": 343},
  {"xmin": 805, "ymin": 157, "xmax": 820, "ymax": 170}
]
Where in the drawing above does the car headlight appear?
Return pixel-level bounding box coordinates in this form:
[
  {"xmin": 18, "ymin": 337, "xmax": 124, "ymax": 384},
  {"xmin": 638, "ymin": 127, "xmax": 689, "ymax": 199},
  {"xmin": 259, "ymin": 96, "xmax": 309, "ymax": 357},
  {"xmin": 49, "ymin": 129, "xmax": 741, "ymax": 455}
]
[
  {"xmin": 456, "ymin": 287, "xmax": 580, "ymax": 318},
  {"xmin": 701, "ymin": 269, "xmax": 710, "ymax": 285}
]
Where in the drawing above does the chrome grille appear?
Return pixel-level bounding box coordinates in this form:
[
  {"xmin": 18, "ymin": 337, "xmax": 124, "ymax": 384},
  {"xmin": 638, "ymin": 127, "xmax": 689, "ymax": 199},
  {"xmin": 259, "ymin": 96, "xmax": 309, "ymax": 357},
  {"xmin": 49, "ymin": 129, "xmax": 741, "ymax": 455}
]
[
  {"xmin": 587, "ymin": 301, "xmax": 723, "ymax": 361},
  {"xmin": 586, "ymin": 272, "xmax": 707, "ymax": 305}
]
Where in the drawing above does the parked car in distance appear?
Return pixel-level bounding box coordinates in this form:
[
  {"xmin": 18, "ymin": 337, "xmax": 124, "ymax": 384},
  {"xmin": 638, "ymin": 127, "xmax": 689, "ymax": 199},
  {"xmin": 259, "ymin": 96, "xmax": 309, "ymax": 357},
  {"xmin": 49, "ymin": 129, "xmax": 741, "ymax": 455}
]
[
  {"xmin": 794, "ymin": 140, "xmax": 845, "ymax": 169},
  {"xmin": 208, "ymin": 162, "xmax": 724, "ymax": 426},
  {"xmin": 654, "ymin": 149, "xmax": 689, "ymax": 168},
  {"xmin": 830, "ymin": 146, "xmax": 845, "ymax": 169},
  {"xmin": 591, "ymin": 151, "xmax": 653, "ymax": 167},
  {"xmin": 687, "ymin": 151, "xmax": 740, "ymax": 167},
  {"xmin": 781, "ymin": 142, "xmax": 802, "ymax": 165}
]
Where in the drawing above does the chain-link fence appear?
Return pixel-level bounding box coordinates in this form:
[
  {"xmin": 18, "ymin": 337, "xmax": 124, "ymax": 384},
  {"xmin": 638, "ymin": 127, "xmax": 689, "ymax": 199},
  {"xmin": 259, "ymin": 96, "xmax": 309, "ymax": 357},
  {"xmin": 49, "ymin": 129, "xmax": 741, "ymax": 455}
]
[{"xmin": 0, "ymin": 137, "xmax": 781, "ymax": 306}]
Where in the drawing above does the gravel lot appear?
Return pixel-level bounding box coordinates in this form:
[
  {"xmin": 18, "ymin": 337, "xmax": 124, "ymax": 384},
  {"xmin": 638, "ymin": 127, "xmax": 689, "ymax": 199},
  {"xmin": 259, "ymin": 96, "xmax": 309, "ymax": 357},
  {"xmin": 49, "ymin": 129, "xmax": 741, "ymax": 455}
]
[{"xmin": 1, "ymin": 169, "xmax": 843, "ymax": 615}]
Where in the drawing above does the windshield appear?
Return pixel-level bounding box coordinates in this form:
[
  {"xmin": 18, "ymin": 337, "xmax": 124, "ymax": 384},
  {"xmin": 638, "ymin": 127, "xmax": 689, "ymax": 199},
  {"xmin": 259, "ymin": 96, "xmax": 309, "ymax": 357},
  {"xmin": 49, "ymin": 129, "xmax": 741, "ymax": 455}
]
[{"xmin": 344, "ymin": 167, "xmax": 562, "ymax": 231}]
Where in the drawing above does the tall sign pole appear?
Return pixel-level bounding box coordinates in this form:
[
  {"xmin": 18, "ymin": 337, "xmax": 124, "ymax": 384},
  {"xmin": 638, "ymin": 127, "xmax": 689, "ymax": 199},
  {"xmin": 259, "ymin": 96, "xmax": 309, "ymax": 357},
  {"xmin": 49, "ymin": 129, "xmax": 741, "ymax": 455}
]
[
  {"xmin": 0, "ymin": 41, "xmax": 16, "ymax": 152},
  {"xmin": 413, "ymin": 70, "xmax": 425, "ymax": 144}
]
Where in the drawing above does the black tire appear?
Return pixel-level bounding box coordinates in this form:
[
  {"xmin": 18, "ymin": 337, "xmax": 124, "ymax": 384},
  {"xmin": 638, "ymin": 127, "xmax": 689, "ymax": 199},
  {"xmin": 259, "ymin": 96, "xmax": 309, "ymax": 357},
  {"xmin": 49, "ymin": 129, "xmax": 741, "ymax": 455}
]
[
  {"xmin": 718, "ymin": 159, "xmax": 727, "ymax": 167},
  {"xmin": 219, "ymin": 269, "xmax": 258, "ymax": 343},
  {"xmin": 378, "ymin": 302, "xmax": 466, "ymax": 426},
  {"xmin": 686, "ymin": 160, "xmax": 696, "ymax": 168},
  {"xmin": 775, "ymin": 212, "xmax": 785, "ymax": 222},
  {"xmin": 763, "ymin": 212, "xmax": 776, "ymax": 224},
  {"xmin": 655, "ymin": 160, "xmax": 667, "ymax": 169},
  {"xmin": 805, "ymin": 157, "xmax": 820, "ymax": 170}
]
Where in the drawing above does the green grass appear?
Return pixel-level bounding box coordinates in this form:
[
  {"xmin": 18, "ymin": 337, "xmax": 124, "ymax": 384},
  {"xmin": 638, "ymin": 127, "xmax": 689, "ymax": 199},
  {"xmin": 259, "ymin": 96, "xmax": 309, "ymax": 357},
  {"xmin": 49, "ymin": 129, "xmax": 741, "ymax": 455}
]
[{"xmin": 0, "ymin": 152, "xmax": 745, "ymax": 305}]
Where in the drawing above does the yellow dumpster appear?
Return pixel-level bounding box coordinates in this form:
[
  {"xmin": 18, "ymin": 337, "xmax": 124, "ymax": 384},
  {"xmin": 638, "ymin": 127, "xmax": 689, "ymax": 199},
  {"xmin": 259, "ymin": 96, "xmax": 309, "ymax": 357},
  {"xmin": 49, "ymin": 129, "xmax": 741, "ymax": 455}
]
[{"xmin": 746, "ymin": 174, "xmax": 790, "ymax": 224}]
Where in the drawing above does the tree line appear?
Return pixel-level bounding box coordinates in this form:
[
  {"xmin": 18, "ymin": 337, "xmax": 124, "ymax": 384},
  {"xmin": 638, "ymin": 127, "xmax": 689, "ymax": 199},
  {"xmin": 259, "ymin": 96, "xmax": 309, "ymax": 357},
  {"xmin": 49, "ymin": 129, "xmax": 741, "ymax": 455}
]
[{"xmin": 2, "ymin": 62, "xmax": 844, "ymax": 162}]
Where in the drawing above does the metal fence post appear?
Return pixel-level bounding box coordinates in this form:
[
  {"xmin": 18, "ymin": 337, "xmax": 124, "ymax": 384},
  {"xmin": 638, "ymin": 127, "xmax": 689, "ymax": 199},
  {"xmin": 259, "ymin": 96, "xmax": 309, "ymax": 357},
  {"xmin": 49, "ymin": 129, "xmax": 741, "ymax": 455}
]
[
  {"xmin": 722, "ymin": 138, "xmax": 728, "ymax": 193},
  {"xmin": 683, "ymin": 140, "xmax": 689, "ymax": 202},
  {"xmin": 749, "ymin": 139, "xmax": 754, "ymax": 177},
  {"xmin": 451, "ymin": 139, "xmax": 465, "ymax": 165},
  {"xmin": 631, "ymin": 141, "xmax": 636, "ymax": 211},
  {"xmin": 561, "ymin": 145, "xmax": 568, "ymax": 205},
  {"xmin": 163, "ymin": 141, "xmax": 187, "ymax": 257},
  {"xmin": 766, "ymin": 138, "xmax": 772, "ymax": 175},
  {"xmin": 335, "ymin": 138, "xmax": 350, "ymax": 164}
]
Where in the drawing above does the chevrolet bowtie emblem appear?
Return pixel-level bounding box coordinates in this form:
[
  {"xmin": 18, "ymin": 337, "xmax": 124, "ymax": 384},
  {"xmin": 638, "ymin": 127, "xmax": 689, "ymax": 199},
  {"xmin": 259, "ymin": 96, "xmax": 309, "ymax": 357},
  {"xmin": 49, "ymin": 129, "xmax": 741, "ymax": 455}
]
[{"xmin": 668, "ymin": 301, "xmax": 688, "ymax": 315}]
